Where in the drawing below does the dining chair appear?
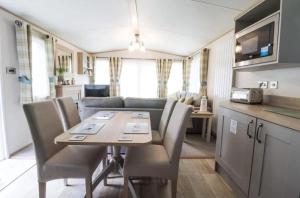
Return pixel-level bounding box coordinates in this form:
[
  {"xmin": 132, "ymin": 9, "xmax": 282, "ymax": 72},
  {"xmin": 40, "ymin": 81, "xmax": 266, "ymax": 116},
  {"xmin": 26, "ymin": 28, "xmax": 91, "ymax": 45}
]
[
  {"xmin": 123, "ymin": 102, "xmax": 192, "ymax": 198},
  {"xmin": 23, "ymin": 100, "xmax": 107, "ymax": 198},
  {"xmin": 152, "ymin": 98, "xmax": 177, "ymax": 145},
  {"xmin": 56, "ymin": 97, "xmax": 81, "ymax": 130},
  {"xmin": 57, "ymin": 97, "xmax": 110, "ymax": 186}
]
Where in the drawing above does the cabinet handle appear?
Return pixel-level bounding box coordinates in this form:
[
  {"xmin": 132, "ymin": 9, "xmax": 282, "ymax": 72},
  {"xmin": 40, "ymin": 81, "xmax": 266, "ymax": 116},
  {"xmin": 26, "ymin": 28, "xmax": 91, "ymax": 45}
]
[
  {"xmin": 256, "ymin": 123, "xmax": 263, "ymax": 143},
  {"xmin": 246, "ymin": 120, "xmax": 254, "ymax": 138}
]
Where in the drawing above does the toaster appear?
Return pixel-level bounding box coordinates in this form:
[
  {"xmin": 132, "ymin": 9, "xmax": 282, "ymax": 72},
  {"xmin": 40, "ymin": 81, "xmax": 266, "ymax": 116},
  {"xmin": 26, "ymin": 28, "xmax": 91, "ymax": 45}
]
[{"xmin": 230, "ymin": 88, "xmax": 263, "ymax": 104}]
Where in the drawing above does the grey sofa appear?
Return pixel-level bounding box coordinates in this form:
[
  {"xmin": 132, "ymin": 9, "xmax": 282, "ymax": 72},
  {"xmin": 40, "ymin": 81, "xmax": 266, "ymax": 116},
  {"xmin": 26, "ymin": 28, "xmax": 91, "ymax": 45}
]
[{"xmin": 80, "ymin": 97, "xmax": 167, "ymax": 130}]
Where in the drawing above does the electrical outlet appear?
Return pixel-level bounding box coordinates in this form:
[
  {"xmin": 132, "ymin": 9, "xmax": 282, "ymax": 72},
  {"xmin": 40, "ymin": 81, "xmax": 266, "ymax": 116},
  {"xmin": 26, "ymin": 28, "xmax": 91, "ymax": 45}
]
[
  {"xmin": 270, "ymin": 81, "xmax": 278, "ymax": 89},
  {"xmin": 257, "ymin": 81, "xmax": 268, "ymax": 89}
]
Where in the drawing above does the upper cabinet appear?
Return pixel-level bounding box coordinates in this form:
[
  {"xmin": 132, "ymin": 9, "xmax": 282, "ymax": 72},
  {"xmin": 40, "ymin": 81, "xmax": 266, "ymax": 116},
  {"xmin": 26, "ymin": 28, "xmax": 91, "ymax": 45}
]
[
  {"xmin": 234, "ymin": 0, "xmax": 300, "ymax": 70},
  {"xmin": 77, "ymin": 52, "xmax": 93, "ymax": 76}
]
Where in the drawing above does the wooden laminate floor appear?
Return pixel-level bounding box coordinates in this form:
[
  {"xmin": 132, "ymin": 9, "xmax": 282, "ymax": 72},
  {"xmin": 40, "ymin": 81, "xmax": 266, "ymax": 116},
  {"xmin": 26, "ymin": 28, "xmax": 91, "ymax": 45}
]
[{"xmin": 0, "ymin": 158, "xmax": 236, "ymax": 198}]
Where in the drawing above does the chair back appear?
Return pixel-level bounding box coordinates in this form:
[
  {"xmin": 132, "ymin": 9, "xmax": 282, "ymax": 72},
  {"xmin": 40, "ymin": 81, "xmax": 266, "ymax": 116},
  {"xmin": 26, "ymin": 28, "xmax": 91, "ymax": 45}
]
[
  {"xmin": 57, "ymin": 97, "xmax": 81, "ymax": 129},
  {"xmin": 23, "ymin": 101, "xmax": 65, "ymax": 167},
  {"xmin": 163, "ymin": 102, "xmax": 192, "ymax": 163},
  {"xmin": 158, "ymin": 98, "xmax": 177, "ymax": 138}
]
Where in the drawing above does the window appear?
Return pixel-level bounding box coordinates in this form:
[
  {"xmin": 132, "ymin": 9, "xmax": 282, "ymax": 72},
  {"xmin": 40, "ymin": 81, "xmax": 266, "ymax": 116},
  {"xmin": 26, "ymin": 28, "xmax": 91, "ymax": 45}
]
[
  {"xmin": 31, "ymin": 32, "xmax": 50, "ymax": 100},
  {"xmin": 189, "ymin": 54, "xmax": 200, "ymax": 93},
  {"xmin": 167, "ymin": 61, "xmax": 183, "ymax": 96},
  {"xmin": 95, "ymin": 58, "xmax": 110, "ymax": 85},
  {"xmin": 120, "ymin": 59, "xmax": 157, "ymax": 98}
]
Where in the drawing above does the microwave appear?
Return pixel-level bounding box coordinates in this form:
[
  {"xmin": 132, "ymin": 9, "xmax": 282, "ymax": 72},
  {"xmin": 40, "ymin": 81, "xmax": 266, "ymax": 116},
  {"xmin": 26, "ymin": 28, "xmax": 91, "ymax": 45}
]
[{"xmin": 235, "ymin": 12, "xmax": 280, "ymax": 67}]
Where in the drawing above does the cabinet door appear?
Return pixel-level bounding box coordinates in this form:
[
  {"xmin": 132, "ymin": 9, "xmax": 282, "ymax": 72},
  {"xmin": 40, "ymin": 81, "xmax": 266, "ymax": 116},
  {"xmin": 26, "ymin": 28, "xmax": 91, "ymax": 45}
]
[
  {"xmin": 216, "ymin": 108, "xmax": 256, "ymax": 195},
  {"xmin": 249, "ymin": 119, "xmax": 300, "ymax": 198}
]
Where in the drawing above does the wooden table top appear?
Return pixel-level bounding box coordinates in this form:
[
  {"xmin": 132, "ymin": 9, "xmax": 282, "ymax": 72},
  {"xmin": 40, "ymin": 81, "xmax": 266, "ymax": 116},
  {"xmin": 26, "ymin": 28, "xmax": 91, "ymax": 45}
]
[
  {"xmin": 221, "ymin": 101, "xmax": 300, "ymax": 132},
  {"xmin": 191, "ymin": 111, "xmax": 214, "ymax": 118},
  {"xmin": 55, "ymin": 111, "xmax": 152, "ymax": 146}
]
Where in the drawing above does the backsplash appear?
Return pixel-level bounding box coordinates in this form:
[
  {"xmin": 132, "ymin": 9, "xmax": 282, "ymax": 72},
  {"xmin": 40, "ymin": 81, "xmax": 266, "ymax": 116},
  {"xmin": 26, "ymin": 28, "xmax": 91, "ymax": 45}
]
[{"xmin": 235, "ymin": 67, "xmax": 300, "ymax": 98}]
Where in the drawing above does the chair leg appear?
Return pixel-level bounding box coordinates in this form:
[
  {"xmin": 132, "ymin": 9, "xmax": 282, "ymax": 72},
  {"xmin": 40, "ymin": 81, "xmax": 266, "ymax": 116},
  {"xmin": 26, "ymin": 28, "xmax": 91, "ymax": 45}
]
[
  {"xmin": 171, "ymin": 179, "xmax": 177, "ymax": 198},
  {"xmin": 103, "ymin": 157, "xmax": 108, "ymax": 186},
  {"xmin": 64, "ymin": 178, "xmax": 68, "ymax": 186},
  {"xmin": 85, "ymin": 178, "xmax": 93, "ymax": 198},
  {"xmin": 123, "ymin": 176, "xmax": 129, "ymax": 198},
  {"xmin": 38, "ymin": 181, "xmax": 46, "ymax": 198}
]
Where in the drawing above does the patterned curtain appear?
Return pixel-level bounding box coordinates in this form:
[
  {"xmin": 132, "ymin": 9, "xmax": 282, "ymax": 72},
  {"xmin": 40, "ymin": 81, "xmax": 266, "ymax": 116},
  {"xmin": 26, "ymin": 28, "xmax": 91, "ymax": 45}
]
[
  {"xmin": 90, "ymin": 56, "xmax": 96, "ymax": 84},
  {"xmin": 58, "ymin": 56, "xmax": 69, "ymax": 72},
  {"xmin": 15, "ymin": 20, "xmax": 33, "ymax": 104},
  {"xmin": 200, "ymin": 48, "xmax": 210, "ymax": 96},
  {"xmin": 156, "ymin": 59, "xmax": 172, "ymax": 98},
  {"xmin": 182, "ymin": 58, "xmax": 191, "ymax": 92},
  {"xmin": 109, "ymin": 57, "xmax": 122, "ymax": 96},
  {"xmin": 45, "ymin": 36, "xmax": 56, "ymax": 98}
]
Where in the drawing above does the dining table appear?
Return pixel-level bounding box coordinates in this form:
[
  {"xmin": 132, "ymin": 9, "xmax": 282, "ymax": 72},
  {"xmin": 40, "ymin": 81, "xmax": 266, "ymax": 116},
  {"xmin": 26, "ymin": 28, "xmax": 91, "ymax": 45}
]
[{"xmin": 55, "ymin": 111, "xmax": 152, "ymax": 197}]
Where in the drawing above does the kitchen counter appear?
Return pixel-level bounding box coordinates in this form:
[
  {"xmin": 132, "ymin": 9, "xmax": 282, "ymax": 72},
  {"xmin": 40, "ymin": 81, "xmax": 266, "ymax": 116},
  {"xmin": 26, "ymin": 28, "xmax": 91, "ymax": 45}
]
[{"xmin": 221, "ymin": 101, "xmax": 300, "ymax": 132}]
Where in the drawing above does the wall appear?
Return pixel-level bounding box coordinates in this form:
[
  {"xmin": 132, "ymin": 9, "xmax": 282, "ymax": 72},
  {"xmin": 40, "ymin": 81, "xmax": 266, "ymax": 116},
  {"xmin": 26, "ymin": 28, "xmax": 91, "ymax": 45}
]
[
  {"xmin": 0, "ymin": 8, "xmax": 89, "ymax": 156},
  {"xmin": 92, "ymin": 49, "xmax": 185, "ymax": 60},
  {"xmin": 0, "ymin": 37, "xmax": 7, "ymax": 160},
  {"xmin": 235, "ymin": 67, "xmax": 300, "ymax": 97},
  {"xmin": 192, "ymin": 31, "xmax": 235, "ymax": 132}
]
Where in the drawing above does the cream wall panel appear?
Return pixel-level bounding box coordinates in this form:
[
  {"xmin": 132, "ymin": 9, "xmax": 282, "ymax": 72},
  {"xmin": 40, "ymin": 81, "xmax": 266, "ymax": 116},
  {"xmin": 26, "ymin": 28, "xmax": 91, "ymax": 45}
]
[
  {"xmin": 201, "ymin": 30, "xmax": 235, "ymax": 132},
  {"xmin": 235, "ymin": 67, "xmax": 300, "ymax": 98}
]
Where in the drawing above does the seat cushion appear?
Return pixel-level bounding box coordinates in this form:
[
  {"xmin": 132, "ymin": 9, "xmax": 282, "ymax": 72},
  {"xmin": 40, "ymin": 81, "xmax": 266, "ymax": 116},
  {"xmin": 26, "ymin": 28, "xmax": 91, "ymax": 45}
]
[
  {"xmin": 124, "ymin": 145, "xmax": 174, "ymax": 179},
  {"xmin": 42, "ymin": 145, "xmax": 106, "ymax": 181},
  {"xmin": 152, "ymin": 130, "xmax": 163, "ymax": 145}
]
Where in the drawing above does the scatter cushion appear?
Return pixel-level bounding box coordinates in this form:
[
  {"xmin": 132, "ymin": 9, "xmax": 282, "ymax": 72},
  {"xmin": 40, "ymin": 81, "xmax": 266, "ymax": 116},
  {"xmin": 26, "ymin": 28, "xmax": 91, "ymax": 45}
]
[
  {"xmin": 179, "ymin": 97, "xmax": 185, "ymax": 103},
  {"xmin": 184, "ymin": 97, "xmax": 193, "ymax": 105}
]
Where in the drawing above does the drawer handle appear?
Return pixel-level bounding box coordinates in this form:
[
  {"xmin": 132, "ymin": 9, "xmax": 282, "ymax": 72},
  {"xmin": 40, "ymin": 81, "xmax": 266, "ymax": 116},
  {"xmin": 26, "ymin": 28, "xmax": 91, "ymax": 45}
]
[
  {"xmin": 246, "ymin": 120, "xmax": 254, "ymax": 138},
  {"xmin": 256, "ymin": 123, "xmax": 263, "ymax": 143}
]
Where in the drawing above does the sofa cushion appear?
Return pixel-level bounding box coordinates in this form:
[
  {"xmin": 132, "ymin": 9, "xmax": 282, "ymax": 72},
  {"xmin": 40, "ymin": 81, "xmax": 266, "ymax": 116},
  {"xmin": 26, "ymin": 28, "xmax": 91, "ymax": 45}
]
[
  {"xmin": 124, "ymin": 97, "xmax": 166, "ymax": 109},
  {"xmin": 81, "ymin": 97, "xmax": 124, "ymax": 108}
]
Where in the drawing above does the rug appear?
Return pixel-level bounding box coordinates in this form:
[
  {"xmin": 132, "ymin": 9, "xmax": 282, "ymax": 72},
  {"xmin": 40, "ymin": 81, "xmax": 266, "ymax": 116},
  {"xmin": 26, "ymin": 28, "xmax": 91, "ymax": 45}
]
[{"xmin": 180, "ymin": 134, "xmax": 215, "ymax": 159}]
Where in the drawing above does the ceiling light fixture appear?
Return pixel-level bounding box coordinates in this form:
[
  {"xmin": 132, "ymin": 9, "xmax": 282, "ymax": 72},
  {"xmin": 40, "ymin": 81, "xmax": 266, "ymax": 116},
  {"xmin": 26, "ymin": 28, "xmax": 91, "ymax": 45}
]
[{"xmin": 129, "ymin": 33, "xmax": 145, "ymax": 52}]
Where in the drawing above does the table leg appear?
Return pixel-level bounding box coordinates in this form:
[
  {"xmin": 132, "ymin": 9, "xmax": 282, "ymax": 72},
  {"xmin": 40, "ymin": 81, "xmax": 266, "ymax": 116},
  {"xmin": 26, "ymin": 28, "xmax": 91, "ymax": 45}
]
[
  {"xmin": 112, "ymin": 146, "xmax": 124, "ymax": 174},
  {"xmin": 206, "ymin": 117, "xmax": 213, "ymax": 143},
  {"xmin": 202, "ymin": 118, "xmax": 207, "ymax": 139}
]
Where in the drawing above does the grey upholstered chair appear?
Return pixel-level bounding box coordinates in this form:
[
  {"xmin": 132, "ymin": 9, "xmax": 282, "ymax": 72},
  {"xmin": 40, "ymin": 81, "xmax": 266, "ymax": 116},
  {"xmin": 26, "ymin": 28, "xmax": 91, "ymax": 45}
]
[
  {"xmin": 123, "ymin": 102, "xmax": 192, "ymax": 198},
  {"xmin": 56, "ymin": 97, "xmax": 81, "ymax": 130},
  {"xmin": 23, "ymin": 100, "xmax": 106, "ymax": 198},
  {"xmin": 57, "ymin": 97, "xmax": 110, "ymax": 186},
  {"xmin": 152, "ymin": 98, "xmax": 177, "ymax": 144}
]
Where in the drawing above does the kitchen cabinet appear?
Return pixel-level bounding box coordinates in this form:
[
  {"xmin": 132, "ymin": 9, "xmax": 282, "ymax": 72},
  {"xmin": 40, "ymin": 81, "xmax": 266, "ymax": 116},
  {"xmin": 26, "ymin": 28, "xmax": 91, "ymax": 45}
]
[
  {"xmin": 216, "ymin": 108, "xmax": 256, "ymax": 195},
  {"xmin": 216, "ymin": 107, "xmax": 300, "ymax": 198},
  {"xmin": 249, "ymin": 119, "xmax": 300, "ymax": 198}
]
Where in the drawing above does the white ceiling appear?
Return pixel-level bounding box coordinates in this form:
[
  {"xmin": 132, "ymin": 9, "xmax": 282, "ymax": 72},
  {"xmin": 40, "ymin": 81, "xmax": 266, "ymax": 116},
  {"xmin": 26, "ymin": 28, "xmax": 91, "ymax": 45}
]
[{"xmin": 0, "ymin": 0, "xmax": 257, "ymax": 55}]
